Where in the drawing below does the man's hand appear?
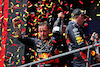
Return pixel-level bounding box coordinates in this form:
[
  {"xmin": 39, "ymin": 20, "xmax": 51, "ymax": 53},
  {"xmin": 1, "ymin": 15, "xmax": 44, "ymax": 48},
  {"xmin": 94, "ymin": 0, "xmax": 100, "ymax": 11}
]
[
  {"xmin": 90, "ymin": 32, "xmax": 99, "ymax": 41},
  {"xmin": 12, "ymin": 17, "xmax": 20, "ymax": 28},
  {"xmin": 58, "ymin": 12, "xmax": 65, "ymax": 20}
]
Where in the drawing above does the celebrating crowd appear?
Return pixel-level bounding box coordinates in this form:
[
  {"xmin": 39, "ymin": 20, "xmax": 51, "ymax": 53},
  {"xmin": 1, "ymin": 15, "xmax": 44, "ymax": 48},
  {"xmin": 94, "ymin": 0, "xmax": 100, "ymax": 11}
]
[{"xmin": 12, "ymin": 8, "xmax": 100, "ymax": 67}]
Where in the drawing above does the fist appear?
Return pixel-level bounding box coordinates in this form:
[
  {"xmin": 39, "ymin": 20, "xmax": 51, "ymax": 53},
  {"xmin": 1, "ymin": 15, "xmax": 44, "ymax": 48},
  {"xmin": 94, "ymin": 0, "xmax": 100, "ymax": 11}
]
[
  {"xmin": 58, "ymin": 12, "xmax": 65, "ymax": 20},
  {"xmin": 12, "ymin": 17, "xmax": 20, "ymax": 28}
]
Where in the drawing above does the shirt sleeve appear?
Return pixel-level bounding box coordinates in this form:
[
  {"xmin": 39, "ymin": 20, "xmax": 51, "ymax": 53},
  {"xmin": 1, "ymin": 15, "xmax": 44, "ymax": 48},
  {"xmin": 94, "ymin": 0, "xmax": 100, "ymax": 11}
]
[{"xmin": 18, "ymin": 37, "xmax": 35, "ymax": 47}]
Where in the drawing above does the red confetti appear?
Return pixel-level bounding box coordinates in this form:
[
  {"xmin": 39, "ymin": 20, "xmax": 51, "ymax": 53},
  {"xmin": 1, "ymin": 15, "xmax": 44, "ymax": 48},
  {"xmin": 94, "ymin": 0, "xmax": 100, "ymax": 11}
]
[
  {"xmin": 11, "ymin": 44, "xmax": 18, "ymax": 47},
  {"xmin": 53, "ymin": 40, "xmax": 57, "ymax": 43},
  {"xmin": 80, "ymin": 51, "xmax": 87, "ymax": 59},
  {"xmin": 79, "ymin": 0, "xmax": 83, "ymax": 5},
  {"xmin": 21, "ymin": 28, "xmax": 26, "ymax": 33},
  {"xmin": 74, "ymin": 57, "xmax": 77, "ymax": 60},
  {"xmin": 91, "ymin": 0, "xmax": 94, "ymax": 3},
  {"xmin": 16, "ymin": 0, "xmax": 20, "ymax": 3},
  {"xmin": 70, "ymin": 4, "xmax": 73, "ymax": 8},
  {"xmin": 60, "ymin": 1, "xmax": 63, "ymax": 5},
  {"xmin": 64, "ymin": 3, "xmax": 68, "ymax": 6}
]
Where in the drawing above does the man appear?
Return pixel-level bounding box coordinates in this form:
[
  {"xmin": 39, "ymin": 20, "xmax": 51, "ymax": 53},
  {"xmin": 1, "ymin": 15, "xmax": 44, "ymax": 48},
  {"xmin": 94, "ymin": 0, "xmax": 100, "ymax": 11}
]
[
  {"xmin": 65, "ymin": 8, "xmax": 93, "ymax": 67},
  {"xmin": 12, "ymin": 12, "xmax": 68, "ymax": 67}
]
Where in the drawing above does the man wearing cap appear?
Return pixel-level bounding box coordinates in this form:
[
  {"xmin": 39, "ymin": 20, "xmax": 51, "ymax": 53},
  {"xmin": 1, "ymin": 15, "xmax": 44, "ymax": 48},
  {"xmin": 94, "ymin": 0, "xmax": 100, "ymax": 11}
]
[{"xmin": 65, "ymin": 8, "xmax": 93, "ymax": 67}]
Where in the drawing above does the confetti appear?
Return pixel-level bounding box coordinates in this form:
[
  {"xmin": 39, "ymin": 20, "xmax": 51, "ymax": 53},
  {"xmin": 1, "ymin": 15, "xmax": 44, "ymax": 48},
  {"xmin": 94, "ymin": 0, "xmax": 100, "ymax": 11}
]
[
  {"xmin": 96, "ymin": 14, "xmax": 100, "ymax": 16},
  {"xmin": 79, "ymin": 0, "xmax": 83, "ymax": 5},
  {"xmin": 0, "ymin": 0, "xmax": 98, "ymax": 66}
]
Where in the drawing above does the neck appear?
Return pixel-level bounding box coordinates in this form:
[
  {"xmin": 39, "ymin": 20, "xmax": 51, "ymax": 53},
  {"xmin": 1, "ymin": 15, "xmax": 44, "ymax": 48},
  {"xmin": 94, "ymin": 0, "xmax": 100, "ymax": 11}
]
[{"xmin": 72, "ymin": 19, "xmax": 82, "ymax": 26}]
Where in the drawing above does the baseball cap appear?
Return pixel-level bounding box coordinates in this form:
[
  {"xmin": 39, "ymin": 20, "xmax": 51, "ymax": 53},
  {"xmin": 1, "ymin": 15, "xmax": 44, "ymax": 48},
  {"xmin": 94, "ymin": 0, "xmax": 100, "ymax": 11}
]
[{"xmin": 71, "ymin": 8, "xmax": 86, "ymax": 18}]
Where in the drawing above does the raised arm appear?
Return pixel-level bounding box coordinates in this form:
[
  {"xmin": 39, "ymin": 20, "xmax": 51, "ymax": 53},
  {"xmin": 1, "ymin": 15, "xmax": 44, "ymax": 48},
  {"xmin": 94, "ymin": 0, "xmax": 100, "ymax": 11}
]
[
  {"xmin": 12, "ymin": 17, "xmax": 21, "ymax": 38},
  {"xmin": 52, "ymin": 12, "xmax": 65, "ymax": 35}
]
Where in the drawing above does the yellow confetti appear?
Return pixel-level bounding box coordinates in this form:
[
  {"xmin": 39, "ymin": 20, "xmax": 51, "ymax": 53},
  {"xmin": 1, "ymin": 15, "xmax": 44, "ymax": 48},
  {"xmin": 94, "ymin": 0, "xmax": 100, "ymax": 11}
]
[
  {"xmin": 25, "ymin": 35, "xmax": 28, "ymax": 37},
  {"xmin": 38, "ymin": 15, "xmax": 41, "ymax": 18},
  {"xmin": 35, "ymin": 22, "xmax": 37, "ymax": 25},
  {"xmin": 10, "ymin": 39, "xmax": 13, "ymax": 44},
  {"xmin": 29, "ymin": 28, "xmax": 31, "ymax": 32},
  {"xmin": 49, "ymin": 33, "xmax": 53, "ymax": 36},
  {"xmin": 16, "ymin": 62, "xmax": 19, "ymax": 65},
  {"xmin": 31, "ymin": 49, "xmax": 35, "ymax": 52},
  {"xmin": 13, "ymin": 35, "xmax": 19, "ymax": 38},
  {"xmin": 18, "ymin": 24, "xmax": 21, "ymax": 28},
  {"xmin": 20, "ymin": 12, "xmax": 22, "ymax": 16},
  {"xmin": 4, "ymin": 18, "xmax": 8, "ymax": 22},
  {"xmin": 23, "ymin": 18, "xmax": 26, "ymax": 21},
  {"xmin": 39, "ymin": 9, "xmax": 43, "ymax": 14},
  {"xmin": 35, "ymin": 33, "xmax": 38, "ymax": 36},
  {"xmin": 26, "ymin": 11, "xmax": 29, "ymax": 14},
  {"xmin": 32, "ymin": 27, "xmax": 35, "ymax": 29},
  {"xmin": 11, "ymin": 53, "xmax": 13, "ymax": 56},
  {"xmin": 22, "ymin": 4, "xmax": 25, "ymax": 7},
  {"xmin": 17, "ymin": 48, "xmax": 20, "ymax": 52},
  {"xmin": 12, "ymin": 31, "xmax": 15, "ymax": 34},
  {"xmin": 96, "ymin": 14, "xmax": 100, "ymax": 16},
  {"xmin": 24, "ymin": 24, "xmax": 27, "ymax": 26},
  {"xmin": 44, "ymin": 7, "xmax": 47, "ymax": 10},
  {"xmin": 0, "ymin": 37, "xmax": 1, "ymax": 40},
  {"xmin": 97, "ymin": 3, "xmax": 99, "ymax": 6},
  {"xmin": 63, "ymin": 33, "xmax": 65, "ymax": 36},
  {"xmin": 35, "ymin": 52, "xmax": 37, "ymax": 56},
  {"xmin": 17, "ymin": 16, "xmax": 20, "ymax": 18},
  {"xmin": 38, "ymin": 33, "xmax": 40, "ymax": 37},
  {"xmin": 0, "ymin": 11, "xmax": 2, "ymax": 13},
  {"xmin": 0, "ymin": 47, "xmax": 1, "ymax": 51},
  {"xmin": 16, "ymin": 12, "xmax": 19, "ymax": 14},
  {"xmin": 17, "ymin": 54, "xmax": 19, "ymax": 58},
  {"xmin": 58, "ymin": 0, "xmax": 61, "ymax": 3},
  {"xmin": 11, "ymin": 9, "xmax": 13, "ymax": 13},
  {"xmin": 46, "ymin": 2, "xmax": 53, "ymax": 8},
  {"xmin": 28, "ymin": 4, "xmax": 33, "ymax": 8},
  {"xmin": 48, "ymin": 15, "xmax": 52, "ymax": 18},
  {"xmin": 10, "ymin": 2, "xmax": 14, "ymax": 5},
  {"xmin": 23, "ymin": 14, "xmax": 25, "ymax": 17},
  {"xmin": 33, "ymin": 19, "xmax": 37, "ymax": 23},
  {"xmin": 4, "ymin": 64, "xmax": 6, "ymax": 67},
  {"xmin": 3, "ymin": 55, "xmax": 5, "ymax": 59},
  {"xmin": 41, "ymin": 4, "xmax": 44, "ymax": 7},
  {"xmin": 30, "ymin": 55, "xmax": 34, "ymax": 59},
  {"xmin": 80, "ymin": 10, "xmax": 84, "ymax": 13},
  {"xmin": 37, "ymin": 58, "xmax": 40, "ymax": 61},
  {"xmin": 7, "ymin": 29, "xmax": 11, "ymax": 31},
  {"xmin": 42, "ymin": 0, "xmax": 46, "ymax": 1},
  {"xmin": 18, "ymin": 59, "xmax": 20, "ymax": 62},
  {"xmin": 69, "ymin": 18, "xmax": 73, "ymax": 20},
  {"xmin": 16, "ymin": 4, "xmax": 19, "ymax": 7},
  {"xmin": 59, "ymin": 51, "xmax": 63, "ymax": 53}
]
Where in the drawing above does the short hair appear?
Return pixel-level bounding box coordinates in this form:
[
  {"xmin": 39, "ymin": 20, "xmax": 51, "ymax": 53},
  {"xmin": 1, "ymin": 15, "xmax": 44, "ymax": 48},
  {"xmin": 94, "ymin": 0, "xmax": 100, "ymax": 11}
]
[{"xmin": 38, "ymin": 21, "xmax": 50, "ymax": 29}]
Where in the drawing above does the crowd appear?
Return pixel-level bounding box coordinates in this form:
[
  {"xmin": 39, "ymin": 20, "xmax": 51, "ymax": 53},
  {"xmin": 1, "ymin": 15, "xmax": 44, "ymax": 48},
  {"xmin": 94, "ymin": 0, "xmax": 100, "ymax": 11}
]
[{"xmin": 12, "ymin": 8, "xmax": 100, "ymax": 67}]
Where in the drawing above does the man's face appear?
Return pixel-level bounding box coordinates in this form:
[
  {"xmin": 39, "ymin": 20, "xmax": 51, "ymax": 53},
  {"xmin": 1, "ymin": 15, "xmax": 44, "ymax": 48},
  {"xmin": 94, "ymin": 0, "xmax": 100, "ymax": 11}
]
[
  {"xmin": 38, "ymin": 25, "xmax": 49, "ymax": 40},
  {"xmin": 77, "ymin": 14, "xmax": 85, "ymax": 26}
]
